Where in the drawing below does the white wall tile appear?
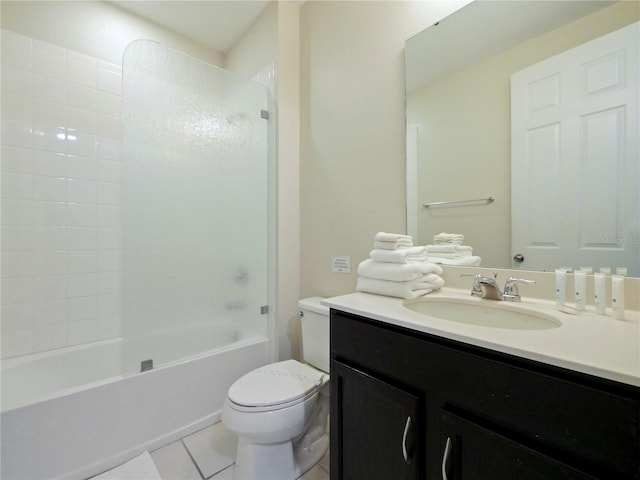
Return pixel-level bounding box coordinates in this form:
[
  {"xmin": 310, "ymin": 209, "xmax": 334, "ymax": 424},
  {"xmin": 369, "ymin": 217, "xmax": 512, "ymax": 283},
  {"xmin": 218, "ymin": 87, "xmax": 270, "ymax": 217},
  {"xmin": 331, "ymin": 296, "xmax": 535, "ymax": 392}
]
[
  {"xmin": 67, "ymin": 155, "xmax": 97, "ymax": 180},
  {"xmin": 67, "ymin": 273, "xmax": 98, "ymax": 297},
  {"xmin": 33, "ymin": 175, "xmax": 66, "ymax": 201},
  {"xmin": 2, "ymin": 146, "xmax": 33, "ymax": 174},
  {"xmin": 1, "ymin": 199, "xmax": 34, "ymax": 225},
  {"xmin": 67, "ymin": 296, "xmax": 98, "ymax": 321},
  {"xmin": 66, "ymin": 106, "xmax": 97, "ymax": 133},
  {"xmin": 2, "ymin": 303, "xmax": 35, "ymax": 330},
  {"xmin": 3, "ymin": 277, "xmax": 35, "ymax": 304},
  {"xmin": 2, "ymin": 32, "xmax": 123, "ymax": 358},
  {"xmin": 33, "ymin": 99, "xmax": 66, "ymax": 128},
  {"xmin": 2, "ymin": 119, "xmax": 33, "ymax": 148},
  {"xmin": 67, "ymin": 178, "xmax": 97, "ymax": 203},
  {"xmin": 33, "ymin": 274, "xmax": 67, "ymax": 301},
  {"xmin": 97, "ymin": 182, "xmax": 121, "ymax": 205},
  {"xmin": 1, "ymin": 92, "xmax": 33, "ymax": 122},
  {"xmin": 33, "ymin": 323, "xmax": 67, "ymax": 352},
  {"xmin": 1, "ymin": 172, "xmax": 33, "ymax": 199},
  {"xmin": 33, "ymin": 41, "xmax": 67, "ymax": 80},
  {"xmin": 32, "ymin": 124, "xmax": 67, "ymax": 153},
  {"xmin": 96, "ymin": 92, "xmax": 122, "ymax": 117},
  {"xmin": 33, "ymin": 201, "xmax": 67, "ymax": 226},
  {"xmin": 33, "ymin": 74, "xmax": 66, "ymax": 104},
  {"xmin": 66, "ymin": 131, "xmax": 96, "ymax": 157},
  {"xmin": 33, "ymin": 251, "xmax": 67, "ymax": 276},
  {"xmin": 67, "ymin": 202, "xmax": 97, "ymax": 226},
  {"xmin": 97, "ymin": 205, "xmax": 121, "ymax": 227},
  {"xmin": 2, "ymin": 252, "xmax": 36, "ymax": 278},
  {"xmin": 67, "ymin": 226, "xmax": 98, "ymax": 250},
  {"xmin": 33, "ymin": 299, "xmax": 67, "ymax": 326},
  {"xmin": 67, "ymin": 250, "xmax": 98, "ymax": 274},
  {"xmin": 67, "ymin": 83, "xmax": 95, "ymax": 110},
  {"xmin": 1, "ymin": 329, "xmax": 35, "ymax": 358},
  {"xmin": 97, "ymin": 64, "xmax": 122, "ymax": 95},
  {"xmin": 1, "ymin": 65, "xmax": 33, "ymax": 96},
  {"xmin": 33, "ymin": 150, "xmax": 67, "ymax": 177},
  {"xmin": 67, "ymin": 57, "xmax": 96, "ymax": 89},
  {"xmin": 31, "ymin": 226, "xmax": 67, "ymax": 251},
  {"xmin": 1, "ymin": 30, "xmax": 33, "ymax": 70}
]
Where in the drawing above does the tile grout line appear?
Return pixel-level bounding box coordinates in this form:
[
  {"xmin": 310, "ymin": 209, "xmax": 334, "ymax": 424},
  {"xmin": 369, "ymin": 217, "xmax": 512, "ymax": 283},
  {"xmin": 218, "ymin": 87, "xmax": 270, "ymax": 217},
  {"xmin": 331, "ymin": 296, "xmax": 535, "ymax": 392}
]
[{"xmin": 179, "ymin": 438, "xmax": 208, "ymax": 480}]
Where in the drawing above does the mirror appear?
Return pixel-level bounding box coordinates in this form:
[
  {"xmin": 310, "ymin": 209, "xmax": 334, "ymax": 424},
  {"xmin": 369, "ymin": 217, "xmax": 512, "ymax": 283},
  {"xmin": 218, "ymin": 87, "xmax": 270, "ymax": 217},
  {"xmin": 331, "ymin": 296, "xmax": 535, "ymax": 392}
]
[{"xmin": 405, "ymin": 0, "xmax": 639, "ymax": 277}]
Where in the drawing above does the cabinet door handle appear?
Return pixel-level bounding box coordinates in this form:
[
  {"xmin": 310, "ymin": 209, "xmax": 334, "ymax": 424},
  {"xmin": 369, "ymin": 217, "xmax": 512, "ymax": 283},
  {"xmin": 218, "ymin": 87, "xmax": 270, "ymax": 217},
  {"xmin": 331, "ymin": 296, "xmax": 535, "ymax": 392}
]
[
  {"xmin": 402, "ymin": 416, "xmax": 412, "ymax": 463},
  {"xmin": 442, "ymin": 436, "xmax": 452, "ymax": 480}
]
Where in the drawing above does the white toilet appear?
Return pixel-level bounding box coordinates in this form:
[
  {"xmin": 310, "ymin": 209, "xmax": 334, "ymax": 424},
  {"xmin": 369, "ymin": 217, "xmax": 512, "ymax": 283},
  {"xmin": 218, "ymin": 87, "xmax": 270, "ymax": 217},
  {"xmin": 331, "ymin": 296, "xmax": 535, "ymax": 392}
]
[{"xmin": 222, "ymin": 297, "xmax": 330, "ymax": 480}]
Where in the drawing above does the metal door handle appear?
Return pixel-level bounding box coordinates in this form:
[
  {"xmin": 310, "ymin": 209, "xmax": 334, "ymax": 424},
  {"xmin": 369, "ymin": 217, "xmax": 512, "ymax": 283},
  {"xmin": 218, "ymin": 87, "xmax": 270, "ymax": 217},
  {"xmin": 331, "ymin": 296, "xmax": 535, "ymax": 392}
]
[
  {"xmin": 402, "ymin": 416, "xmax": 412, "ymax": 463},
  {"xmin": 442, "ymin": 436, "xmax": 452, "ymax": 480}
]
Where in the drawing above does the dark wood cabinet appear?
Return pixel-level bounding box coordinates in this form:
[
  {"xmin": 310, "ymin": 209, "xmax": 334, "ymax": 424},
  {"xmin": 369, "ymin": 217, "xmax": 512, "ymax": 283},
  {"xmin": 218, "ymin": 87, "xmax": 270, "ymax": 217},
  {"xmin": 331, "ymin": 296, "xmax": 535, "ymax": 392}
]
[
  {"xmin": 331, "ymin": 360, "xmax": 422, "ymax": 479},
  {"xmin": 330, "ymin": 308, "xmax": 640, "ymax": 480}
]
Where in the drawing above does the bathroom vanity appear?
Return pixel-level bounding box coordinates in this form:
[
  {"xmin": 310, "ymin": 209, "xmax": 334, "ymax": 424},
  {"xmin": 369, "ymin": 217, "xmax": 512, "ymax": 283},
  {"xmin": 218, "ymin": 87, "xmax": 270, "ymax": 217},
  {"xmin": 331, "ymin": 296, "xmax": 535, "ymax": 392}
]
[{"xmin": 326, "ymin": 292, "xmax": 640, "ymax": 480}]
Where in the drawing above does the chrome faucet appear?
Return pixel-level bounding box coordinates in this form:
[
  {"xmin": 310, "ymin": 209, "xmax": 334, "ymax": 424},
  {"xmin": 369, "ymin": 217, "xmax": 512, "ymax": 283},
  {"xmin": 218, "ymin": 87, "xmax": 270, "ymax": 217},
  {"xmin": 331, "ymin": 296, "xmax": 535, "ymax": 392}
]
[{"xmin": 462, "ymin": 274, "xmax": 535, "ymax": 302}]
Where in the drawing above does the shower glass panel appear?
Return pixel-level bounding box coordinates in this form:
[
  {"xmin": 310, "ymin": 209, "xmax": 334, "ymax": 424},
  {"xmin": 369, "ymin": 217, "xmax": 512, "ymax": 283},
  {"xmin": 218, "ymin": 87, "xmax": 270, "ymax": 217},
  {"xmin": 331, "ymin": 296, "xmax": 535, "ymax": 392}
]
[{"xmin": 122, "ymin": 40, "xmax": 270, "ymax": 374}]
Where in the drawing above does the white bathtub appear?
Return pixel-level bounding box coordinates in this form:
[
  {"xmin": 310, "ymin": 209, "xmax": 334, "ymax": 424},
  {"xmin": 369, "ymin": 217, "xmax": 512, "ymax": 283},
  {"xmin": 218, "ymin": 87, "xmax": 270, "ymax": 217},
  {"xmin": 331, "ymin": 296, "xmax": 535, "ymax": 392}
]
[
  {"xmin": 1, "ymin": 338, "xmax": 124, "ymax": 412},
  {"xmin": 1, "ymin": 334, "xmax": 270, "ymax": 480}
]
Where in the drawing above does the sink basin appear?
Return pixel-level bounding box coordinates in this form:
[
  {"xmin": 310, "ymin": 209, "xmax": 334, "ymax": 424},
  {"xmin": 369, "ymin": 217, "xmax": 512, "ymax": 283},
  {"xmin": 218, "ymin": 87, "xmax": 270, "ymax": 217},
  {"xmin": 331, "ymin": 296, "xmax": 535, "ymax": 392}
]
[{"xmin": 403, "ymin": 297, "xmax": 561, "ymax": 330}]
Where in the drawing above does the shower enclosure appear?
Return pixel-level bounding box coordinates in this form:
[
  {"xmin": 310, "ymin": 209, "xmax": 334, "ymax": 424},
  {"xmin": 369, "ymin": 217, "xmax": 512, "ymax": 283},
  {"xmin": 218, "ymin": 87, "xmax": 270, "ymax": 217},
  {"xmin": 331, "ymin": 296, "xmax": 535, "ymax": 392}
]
[
  {"xmin": 1, "ymin": 34, "xmax": 272, "ymax": 411},
  {"xmin": 122, "ymin": 40, "xmax": 271, "ymax": 374}
]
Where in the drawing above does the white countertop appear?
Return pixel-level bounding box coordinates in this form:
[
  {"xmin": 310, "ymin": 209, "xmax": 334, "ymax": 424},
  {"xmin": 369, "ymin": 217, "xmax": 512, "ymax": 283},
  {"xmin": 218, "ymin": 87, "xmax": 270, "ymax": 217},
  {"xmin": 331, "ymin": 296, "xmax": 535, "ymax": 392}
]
[{"xmin": 324, "ymin": 290, "xmax": 640, "ymax": 388}]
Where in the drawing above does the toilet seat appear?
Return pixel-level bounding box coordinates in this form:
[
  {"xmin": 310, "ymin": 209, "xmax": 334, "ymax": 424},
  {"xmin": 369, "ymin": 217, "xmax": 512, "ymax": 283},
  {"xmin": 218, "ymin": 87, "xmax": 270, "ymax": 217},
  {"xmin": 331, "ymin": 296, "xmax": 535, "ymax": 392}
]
[{"xmin": 227, "ymin": 359, "xmax": 327, "ymax": 412}]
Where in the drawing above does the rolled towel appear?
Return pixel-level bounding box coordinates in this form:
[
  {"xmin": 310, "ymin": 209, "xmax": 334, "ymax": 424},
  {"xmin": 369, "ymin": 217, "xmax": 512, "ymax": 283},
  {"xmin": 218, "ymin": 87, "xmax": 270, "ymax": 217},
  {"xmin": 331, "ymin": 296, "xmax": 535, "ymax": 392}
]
[
  {"xmin": 433, "ymin": 232, "xmax": 464, "ymax": 245},
  {"xmin": 375, "ymin": 232, "xmax": 413, "ymax": 243},
  {"xmin": 356, "ymin": 276, "xmax": 444, "ymax": 299},
  {"xmin": 426, "ymin": 255, "xmax": 482, "ymax": 266},
  {"xmin": 358, "ymin": 258, "xmax": 443, "ymax": 281},
  {"xmin": 425, "ymin": 244, "xmax": 473, "ymax": 254},
  {"xmin": 370, "ymin": 246, "xmax": 428, "ymax": 264}
]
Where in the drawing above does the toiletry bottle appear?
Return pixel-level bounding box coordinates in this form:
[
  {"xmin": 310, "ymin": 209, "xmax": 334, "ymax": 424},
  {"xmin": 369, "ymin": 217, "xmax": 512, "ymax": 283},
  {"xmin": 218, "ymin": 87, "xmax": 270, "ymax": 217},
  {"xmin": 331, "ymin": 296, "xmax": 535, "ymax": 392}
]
[
  {"xmin": 612, "ymin": 268, "xmax": 626, "ymax": 320},
  {"xmin": 574, "ymin": 269, "xmax": 586, "ymax": 311},
  {"xmin": 594, "ymin": 272, "xmax": 607, "ymax": 315},
  {"xmin": 555, "ymin": 269, "xmax": 566, "ymax": 306}
]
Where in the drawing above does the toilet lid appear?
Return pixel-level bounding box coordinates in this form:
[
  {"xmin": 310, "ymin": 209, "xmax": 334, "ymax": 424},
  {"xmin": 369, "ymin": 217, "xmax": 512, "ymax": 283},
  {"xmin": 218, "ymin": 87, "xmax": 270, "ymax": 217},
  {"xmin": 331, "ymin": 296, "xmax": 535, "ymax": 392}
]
[{"xmin": 228, "ymin": 359, "xmax": 327, "ymax": 408}]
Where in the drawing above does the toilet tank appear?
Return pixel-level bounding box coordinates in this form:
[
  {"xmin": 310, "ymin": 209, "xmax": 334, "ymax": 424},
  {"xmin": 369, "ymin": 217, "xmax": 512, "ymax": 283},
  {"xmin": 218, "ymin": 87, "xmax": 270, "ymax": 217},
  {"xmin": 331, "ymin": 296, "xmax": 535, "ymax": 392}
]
[{"xmin": 298, "ymin": 297, "xmax": 330, "ymax": 373}]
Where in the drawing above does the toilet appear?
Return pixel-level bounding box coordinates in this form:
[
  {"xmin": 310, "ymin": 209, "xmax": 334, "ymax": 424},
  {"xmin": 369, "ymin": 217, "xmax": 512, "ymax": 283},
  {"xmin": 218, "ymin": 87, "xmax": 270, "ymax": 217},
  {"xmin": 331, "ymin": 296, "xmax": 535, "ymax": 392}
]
[{"xmin": 222, "ymin": 297, "xmax": 330, "ymax": 480}]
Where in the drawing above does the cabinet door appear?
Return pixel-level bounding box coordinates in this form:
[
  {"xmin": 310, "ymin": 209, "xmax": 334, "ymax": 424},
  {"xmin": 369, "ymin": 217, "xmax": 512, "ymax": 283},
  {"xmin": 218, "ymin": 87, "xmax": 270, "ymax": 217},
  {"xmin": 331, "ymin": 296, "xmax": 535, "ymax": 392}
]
[
  {"xmin": 440, "ymin": 410, "xmax": 598, "ymax": 480},
  {"xmin": 330, "ymin": 360, "xmax": 422, "ymax": 480}
]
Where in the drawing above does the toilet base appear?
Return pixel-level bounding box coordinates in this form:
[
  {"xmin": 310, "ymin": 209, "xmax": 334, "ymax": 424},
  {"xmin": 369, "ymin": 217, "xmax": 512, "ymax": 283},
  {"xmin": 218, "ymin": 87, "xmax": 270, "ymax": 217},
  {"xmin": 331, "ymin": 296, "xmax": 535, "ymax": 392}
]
[{"xmin": 232, "ymin": 433, "xmax": 329, "ymax": 480}]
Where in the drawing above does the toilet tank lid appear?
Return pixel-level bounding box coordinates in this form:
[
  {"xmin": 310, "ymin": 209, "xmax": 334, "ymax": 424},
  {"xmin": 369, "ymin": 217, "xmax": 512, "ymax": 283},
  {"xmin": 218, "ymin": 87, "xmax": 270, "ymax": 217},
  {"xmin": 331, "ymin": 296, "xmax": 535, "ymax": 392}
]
[{"xmin": 298, "ymin": 297, "xmax": 329, "ymax": 315}]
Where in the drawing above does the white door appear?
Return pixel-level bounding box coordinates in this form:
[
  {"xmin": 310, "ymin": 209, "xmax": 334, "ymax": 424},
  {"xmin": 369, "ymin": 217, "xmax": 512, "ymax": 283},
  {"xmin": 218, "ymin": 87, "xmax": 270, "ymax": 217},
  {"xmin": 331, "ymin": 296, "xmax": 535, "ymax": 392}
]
[{"xmin": 511, "ymin": 22, "xmax": 639, "ymax": 274}]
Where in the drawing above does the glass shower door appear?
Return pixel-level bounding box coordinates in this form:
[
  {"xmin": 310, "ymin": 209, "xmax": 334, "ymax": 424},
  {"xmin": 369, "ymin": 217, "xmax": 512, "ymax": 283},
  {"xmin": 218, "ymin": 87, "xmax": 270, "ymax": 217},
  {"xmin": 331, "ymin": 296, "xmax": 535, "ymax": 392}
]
[{"xmin": 122, "ymin": 40, "xmax": 271, "ymax": 374}]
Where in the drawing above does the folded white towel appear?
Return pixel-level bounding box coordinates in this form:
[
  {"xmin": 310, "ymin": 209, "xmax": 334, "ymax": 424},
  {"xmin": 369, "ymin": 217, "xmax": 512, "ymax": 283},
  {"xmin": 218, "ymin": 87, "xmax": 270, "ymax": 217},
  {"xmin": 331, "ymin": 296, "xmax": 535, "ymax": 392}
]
[
  {"xmin": 375, "ymin": 232, "xmax": 413, "ymax": 243},
  {"xmin": 425, "ymin": 244, "xmax": 473, "ymax": 254},
  {"xmin": 374, "ymin": 240, "xmax": 414, "ymax": 250},
  {"xmin": 433, "ymin": 232, "xmax": 464, "ymax": 245},
  {"xmin": 358, "ymin": 259, "xmax": 443, "ymax": 281},
  {"xmin": 426, "ymin": 255, "xmax": 482, "ymax": 266},
  {"xmin": 426, "ymin": 251, "xmax": 472, "ymax": 259},
  {"xmin": 370, "ymin": 246, "xmax": 428, "ymax": 264},
  {"xmin": 356, "ymin": 276, "xmax": 443, "ymax": 299}
]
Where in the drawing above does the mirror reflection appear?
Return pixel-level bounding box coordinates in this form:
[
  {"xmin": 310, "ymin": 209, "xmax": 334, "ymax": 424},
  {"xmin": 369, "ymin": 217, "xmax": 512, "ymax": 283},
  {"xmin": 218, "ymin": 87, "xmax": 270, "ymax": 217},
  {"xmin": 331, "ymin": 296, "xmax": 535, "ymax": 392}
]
[{"xmin": 405, "ymin": 0, "xmax": 639, "ymax": 277}]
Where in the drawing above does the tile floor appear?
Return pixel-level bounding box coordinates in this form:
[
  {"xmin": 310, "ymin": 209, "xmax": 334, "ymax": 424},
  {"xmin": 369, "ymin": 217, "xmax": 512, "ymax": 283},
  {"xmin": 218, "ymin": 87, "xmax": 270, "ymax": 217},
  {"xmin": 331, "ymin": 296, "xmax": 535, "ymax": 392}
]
[{"xmin": 148, "ymin": 421, "xmax": 330, "ymax": 480}]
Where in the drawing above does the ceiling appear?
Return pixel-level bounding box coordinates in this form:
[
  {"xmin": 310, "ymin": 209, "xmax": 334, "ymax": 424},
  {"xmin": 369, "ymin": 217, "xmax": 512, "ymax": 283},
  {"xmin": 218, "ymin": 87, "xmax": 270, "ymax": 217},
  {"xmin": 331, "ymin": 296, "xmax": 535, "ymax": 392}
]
[{"xmin": 109, "ymin": 0, "xmax": 271, "ymax": 54}]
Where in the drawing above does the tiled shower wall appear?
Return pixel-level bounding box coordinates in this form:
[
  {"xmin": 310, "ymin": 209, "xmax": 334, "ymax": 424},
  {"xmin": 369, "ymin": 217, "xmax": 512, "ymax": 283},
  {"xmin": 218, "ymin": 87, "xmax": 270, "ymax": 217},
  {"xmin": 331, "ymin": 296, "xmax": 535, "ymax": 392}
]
[{"xmin": 1, "ymin": 29, "xmax": 124, "ymax": 358}]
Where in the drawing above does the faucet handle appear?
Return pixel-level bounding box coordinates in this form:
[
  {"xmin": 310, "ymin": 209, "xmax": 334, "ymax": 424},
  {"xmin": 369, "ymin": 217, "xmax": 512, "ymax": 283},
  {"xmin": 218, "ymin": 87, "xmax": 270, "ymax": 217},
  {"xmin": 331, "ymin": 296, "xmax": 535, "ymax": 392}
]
[
  {"xmin": 460, "ymin": 274, "xmax": 483, "ymax": 297},
  {"xmin": 503, "ymin": 277, "xmax": 536, "ymax": 302}
]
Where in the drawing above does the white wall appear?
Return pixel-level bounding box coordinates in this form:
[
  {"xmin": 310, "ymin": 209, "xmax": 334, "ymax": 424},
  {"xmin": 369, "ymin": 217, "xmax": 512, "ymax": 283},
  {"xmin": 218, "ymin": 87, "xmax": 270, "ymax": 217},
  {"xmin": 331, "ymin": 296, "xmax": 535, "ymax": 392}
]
[{"xmin": 299, "ymin": 1, "xmax": 467, "ymax": 298}]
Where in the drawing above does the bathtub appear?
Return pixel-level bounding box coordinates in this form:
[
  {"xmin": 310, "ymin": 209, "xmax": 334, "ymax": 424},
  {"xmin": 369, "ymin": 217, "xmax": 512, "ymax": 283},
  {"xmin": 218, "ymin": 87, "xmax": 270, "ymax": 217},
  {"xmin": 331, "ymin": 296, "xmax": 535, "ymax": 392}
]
[
  {"xmin": 1, "ymin": 338, "xmax": 124, "ymax": 412},
  {"xmin": 1, "ymin": 332, "xmax": 270, "ymax": 480}
]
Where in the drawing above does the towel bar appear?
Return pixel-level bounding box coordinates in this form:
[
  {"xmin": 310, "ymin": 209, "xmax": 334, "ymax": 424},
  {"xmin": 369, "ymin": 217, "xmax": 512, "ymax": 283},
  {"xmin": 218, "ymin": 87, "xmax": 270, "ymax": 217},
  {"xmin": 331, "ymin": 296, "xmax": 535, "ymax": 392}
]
[{"xmin": 422, "ymin": 196, "xmax": 494, "ymax": 208}]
